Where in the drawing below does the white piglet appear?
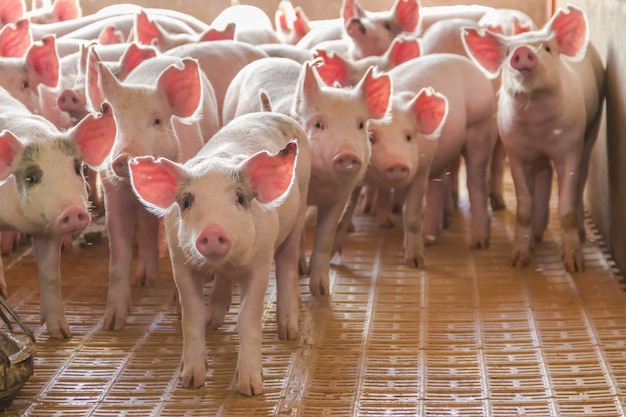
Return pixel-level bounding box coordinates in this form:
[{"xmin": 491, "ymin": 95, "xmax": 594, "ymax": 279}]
[
  {"xmin": 462, "ymin": 5, "xmax": 605, "ymax": 272},
  {"xmin": 0, "ymin": 87, "xmax": 116, "ymax": 338},
  {"xmin": 129, "ymin": 111, "xmax": 311, "ymax": 396},
  {"xmin": 223, "ymin": 57, "xmax": 391, "ymax": 296}
]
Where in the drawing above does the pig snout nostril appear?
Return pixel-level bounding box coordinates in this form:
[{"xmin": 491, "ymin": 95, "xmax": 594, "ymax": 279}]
[
  {"xmin": 196, "ymin": 225, "xmax": 232, "ymax": 258},
  {"xmin": 385, "ymin": 164, "xmax": 410, "ymax": 182},
  {"xmin": 57, "ymin": 206, "xmax": 90, "ymax": 234},
  {"xmin": 333, "ymin": 152, "xmax": 362, "ymax": 174}
]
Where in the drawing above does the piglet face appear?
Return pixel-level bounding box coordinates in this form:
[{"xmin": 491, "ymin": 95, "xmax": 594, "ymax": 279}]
[{"xmin": 367, "ymin": 88, "xmax": 448, "ymax": 187}]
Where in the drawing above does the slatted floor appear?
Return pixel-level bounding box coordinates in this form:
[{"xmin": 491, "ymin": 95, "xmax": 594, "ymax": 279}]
[{"xmin": 1, "ymin": 171, "xmax": 626, "ymax": 416}]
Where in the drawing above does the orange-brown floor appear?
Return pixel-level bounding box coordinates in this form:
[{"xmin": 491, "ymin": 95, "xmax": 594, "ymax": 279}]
[{"xmin": 1, "ymin": 174, "xmax": 626, "ymax": 417}]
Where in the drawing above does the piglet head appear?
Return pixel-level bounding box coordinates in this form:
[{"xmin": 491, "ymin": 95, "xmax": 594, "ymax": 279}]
[{"xmin": 463, "ymin": 5, "xmax": 589, "ymax": 95}]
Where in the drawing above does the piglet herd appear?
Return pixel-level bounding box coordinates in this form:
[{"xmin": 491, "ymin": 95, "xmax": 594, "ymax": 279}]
[{"xmin": 0, "ymin": 0, "xmax": 605, "ymax": 396}]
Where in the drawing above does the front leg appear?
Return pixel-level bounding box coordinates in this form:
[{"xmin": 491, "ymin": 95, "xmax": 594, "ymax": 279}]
[
  {"xmin": 103, "ymin": 180, "xmax": 137, "ymax": 331},
  {"xmin": 508, "ymin": 157, "xmax": 535, "ymax": 267},
  {"xmin": 554, "ymin": 158, "xmax": 584, "ymax": 272},
  {"xmin": 236, "ymin": 267, "xmax": 270, "ymax": 396},
  {"xmin": 333, "ymin": 185, "xmax": 361, "ymax": 256},
  {"xmin": 403, "ymin": 171, "xmax": 430, "ymax": 268},
  {"xmin": 174, "ymin": 259, "xmax": 207, "ymax": 389},
  {"xmin": 32, "ymin": 234, "xmax": 69, "ymax": 338},
  {"xmin": 309, "ymin": 200, "xmax": 348, "ymax": 296}
]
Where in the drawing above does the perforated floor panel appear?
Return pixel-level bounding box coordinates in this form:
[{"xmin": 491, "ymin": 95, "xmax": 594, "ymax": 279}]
[{"xmin": 1, "ymin": 175, "xmax": 626, "ymax": 417}]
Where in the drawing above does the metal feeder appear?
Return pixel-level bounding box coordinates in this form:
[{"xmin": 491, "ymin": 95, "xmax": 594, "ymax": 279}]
[{"xmin": 0, "ymin": 296, "xmax": 35, "ymax": 411}]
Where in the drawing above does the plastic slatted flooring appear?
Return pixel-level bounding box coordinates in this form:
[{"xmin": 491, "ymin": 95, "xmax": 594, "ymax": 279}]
[{"xmin": 1, "ymin": 176, "xmax": 626, "ymax": 417}]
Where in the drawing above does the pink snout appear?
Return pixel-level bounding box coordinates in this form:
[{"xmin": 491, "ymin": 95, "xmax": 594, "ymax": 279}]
[
  {"xmin": 510, "ymin": 45, "xmax": 537, "ymax": 72},
  {"xmin": 384, "ymin": 163, "xmax": 411, "ymax": 182},
  {"xmin": 112, "ymin": 153, "xmax": 130, "ymax": 178},
  {"xmin": 332, "ymin": 151, "xmax": 362, "ymax": 174},
  {"xmin": 56, "ymin": 205, "xmax": 90, "ymax": 234},
  {"xmin": 195, "ymin": 224, "xmax": 232, "ymax": 258},
  {"xmin": 57, "ymin": 89, "xmax": 85, "ymax": 113}
]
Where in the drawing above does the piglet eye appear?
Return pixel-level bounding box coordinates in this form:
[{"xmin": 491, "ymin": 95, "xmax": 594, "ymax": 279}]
[
  {"xmin": 406, "ymin": 134, "xmax": 412, "ymax": 142},
  {"xmin": 368, "ymin": 133, "xmax": 376, "ymax": 144},
  {"xmin": 358, "ymin": 121, "xmax": 365, "ymax": 130},
  {"xmin": 544, "ymin": 45, "xmax": 551, "ymax": 53},
  {"xmin": 74, "ymin": 159, "xmax": 84, "ymax": 176},
  {"xmin": 384, "ymin": 21, "xmax": 392, "ymax": 31},
  {"xmin": 179, "ymin": 193, "xmax": 194, "ymax": 210},
  {"xmin": 21, "ymin": 80, "xmax": 29, "ymax": 89},
  {"xmin": 314, "ymin": 119, "xmax": 325, "ymax": 130},
  {"xmin": 236, "ymin": 191, "xmax": 245, "ymax": 206},
  {"xmin": 154, "ymin": 118, "xmax": 161, "ymax": 126},
  {"xmin": 24, "ymin": 168, "xmax": 41, "ymax": 186}
]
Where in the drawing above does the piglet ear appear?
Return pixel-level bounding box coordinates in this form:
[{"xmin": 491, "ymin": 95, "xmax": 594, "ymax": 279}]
[
  {"xmin": 0, "ymin": 19, "xmax": 31, "ymax": 58},
  {"xmin": 129, "ymin": 156, "xmax": 184, "ymax": 211},
  {"xmin": 293, "ymin": 7, "xmax": 311, "ymax": 38},
  {"xmin": 85, "ymin": 47, "xmax": 107, "ymax": 111},
  {"xmin": 313, "ymin": 49, "xmax": 350, "ymax": 87},
  {"xmin": 411, "ymin": 87, "xmax": 448, "ymax": 140},
  {"xmin": 157, "ymin": 58, "xmax": 202, "ymax": 118},
  {"xmin": 26, "ymin": 35, "xmax": 58, "ymax": 87},
  {"xmin": 118, "ymin": 42, "xmax": 157, "ymax": 80},
  {"xmin": 241, "ymin": 140, "xmax": 298, "ymax": 205},
  {"xmin": 0, "ymin": 0, "xmax": 24, "ymax": 25},
  {"xmin": 259, "ymin": 89, "xmax": 273, "ymax": 112},
  {"xmin": 357, "ymin": 66, "xmax": 391, "ymax": 120},
  {"xmin": 134, "ymin": 9, "xmax": 162, "ymax": 47},
  {"xmin": 51, "ymin": 0, "xmax": 81, "ymax": 21},
  {"xmin": 342, "ymin": 0, "xmax": 365, "ymax": 24},
  {"xmin": 393, "ymin": 0, "xmax": 420, "ymax": 33},
  {"xmin": 385, "ymin": 35, "xmax": 421, "ymax": 67},
  {"xmin": 462, "ymin": 27, "xmax": 506, "ymax": 79},
  {"xmin": 97, "ymin": 26, "xmax": 124, "ymax": 45},
  {"xmin": 0, "ymin": 130, "xmax": 23, "ymax": 181},
  {"xmin": 548, "ymin": 4, "xmax": 589, "ymax": 61},
  {"xmin": 72, "ymin": 102, "xmax": 117, "ymax": 168},
  {"xmin": 199, "ymin": 22, "xmax": 235, "ymax": 42}
]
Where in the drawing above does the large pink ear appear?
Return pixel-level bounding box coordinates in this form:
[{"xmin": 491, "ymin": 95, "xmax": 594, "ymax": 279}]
[
  {"xmin": 26, "ymin": 35, "xmax": 58, "ymax": 87},
  {"xmin": 411, "ymin": 87, "xmax": 448, "ymax": 140},
  {"xmin": 393, "ymin": 0, "xmax": 420, "ymax": 33},
  {"xmin": 72, "ymin": 102, "xmax": 117, "ymax": 168},
  {"xmin": 199, "ymin": 22, "xmax": 235, "ymax": 42},
  {"xmin": 0, "ymin": 19, "xmax": 31, "ymax": 58},
  {"xmin": 118, "ymin": 42, "xmax": 157, "ymax": 80},
  {"xmin": 385, "ymin": 35, "xmax": 421, "ymax": 67},
  {"xmin": 51, "ymin": 0, "xmax": 81, "ymax": 21},
  {"xmin": 129, "ymin": 156, "xmax": 184, "ymax": 210},
  {"xmin": 461, "ymin": 27, "xmax": 506, "ymax": 79},
  {"xmin": 547, "ymin": 4, "xmax": 588, "ymax": 60},
  {"xmin": 0, "ymin": 0, "xmax": 24, "ymax": 25},
  {"xmin": 357, "ymin": 66, "xmax": 391, "ymax": 120},
  {"xmin": 85, "ymin": 47, "xmax": 106, "ymax": 111},
  {"xmin": 342, "ymin": 0, "xmax": 365, "ymax": 24},
  {"xmin": 240, "ymin": 140, "xmax": 298, "ymax": 204},
  {"xmin": 293, "ymin": 7, "xmax": 311, "ymax": 37},
  {"xmin": 157, "ymin": 58, "xmax": 202, "ymax": 118},
  {"xmin": 297, "ymin": 61, "xmax": 323, "ymax": 107},
  {"xmin": 134, "ymin": 9, "xmax": 162, "ymax": 47},
  {"xmin": 313, "ymin": 49, "xmax": 351, "ymax": 87},
  {"xmin": 97, "ymin": 26, "xmax": 124, "ymax": 45},
  {"xmin": 0, "ymin": 130, "xmax": 24, "ymax": 181}
]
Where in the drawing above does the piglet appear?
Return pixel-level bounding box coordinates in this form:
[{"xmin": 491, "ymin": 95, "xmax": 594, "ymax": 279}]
[
  {"xmin": 223, "ymin": 57, "xmax": 391, "ymax": 296},
  {"xmin": 462, "ymin": 5, "xmax": 605, "ymax": 272},
  {"xmin": 129, "ymin": 111, "xmax": 310, "ymax": 396},
  {"xmin": 87, "ymin": 51, "xmax": 220, "ymax": 331},
  {"xmin": 0, "ymin": 87, "xmax": 116, "ymax": 338}
]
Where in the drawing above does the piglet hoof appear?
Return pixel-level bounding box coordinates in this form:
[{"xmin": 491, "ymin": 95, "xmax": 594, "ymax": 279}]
[
  {"xmin": 404, "ymin": 254, "xmax": 424, "ymax": 269},
  {"xmin": 278, "ymin": 319, "xmax": 299, "ymax": 341},
  {"xmin": 46, "ymin": 321, "xmax": 72, "ymax": 339},
  {"xmin": 470, "ymin": 238, "xmax": 490, "ymax": 250},
  {"xmin": 562, "ymin": 247, "xmax": 585, "ymax": 273},
  {"xmin": 103, "ymin": 302, "xmax": 131, "ymax": 331},
  {"xmin": 309, "ymin": 275, "xmax": 329, "ymax": 296},
  {"xmin": 489, "ymin": 193, "xmax": 506, "ymax": 211},
  {"xmin": 180, "ymin": 363, "xmax": 206, "ymax": 389},
  {"xmin": 510, "ymin": 250, "xmax": 531, "ymax": 268},
  {"xmin": 206, "ymin": 304, "xmax": 229, "ymax": 330},
  {"xmin": 238, "ymin": 370, "xmax": 264, "ymax": 396}
]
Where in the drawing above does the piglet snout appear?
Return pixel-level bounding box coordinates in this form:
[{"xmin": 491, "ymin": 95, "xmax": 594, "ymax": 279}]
[
  {"xmin": 196, "ymin": 225, "xmax": 232, "ymax": 258},
  {"xmin": 112, "ymin": 154, "xmax": 131, "ymax": 178},
  {"xmin": 333, "ymin": 151, "xmax": 362, "ymax": 174},
  {"xmin": 57, "ymin": 205, "xmax": 90, "ymax": 234},
  {"xmin": 510, "ymin": 45, "xmax": 537, "ymax": 72},
  {"xmin": 57, "ymin": 89, "xmax": 85, "ymax": 113},
  {"xmin": 384, "ymin": 163, "xmax": 410, "ymax": 182}
]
